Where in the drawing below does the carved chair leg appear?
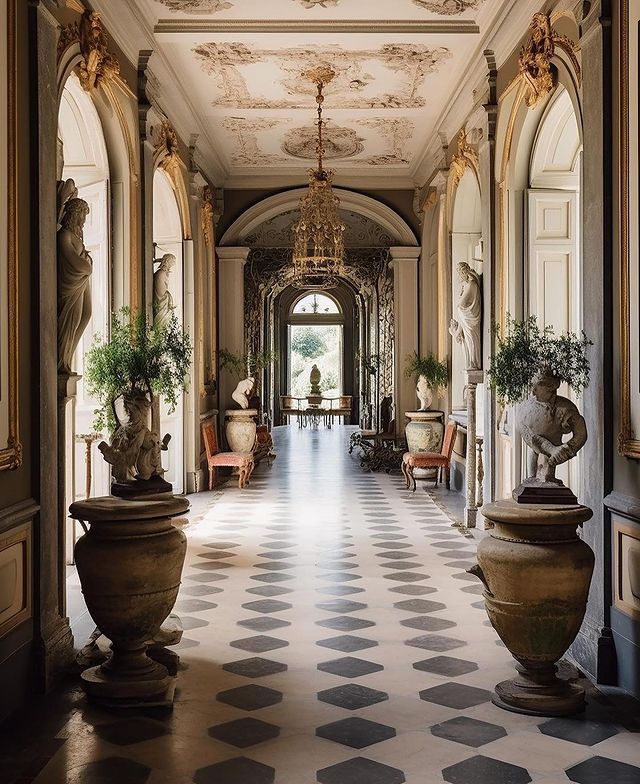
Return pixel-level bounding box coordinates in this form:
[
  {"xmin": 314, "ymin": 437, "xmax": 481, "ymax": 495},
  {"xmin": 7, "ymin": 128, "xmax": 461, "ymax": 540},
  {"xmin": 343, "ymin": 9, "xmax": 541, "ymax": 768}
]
[
  {"xmin": 208, "ymin": 467, "xmax": 214, "ymax": 491},
  {"xmin": 402, "ymin": 461, "xmax": 410, "ymax": 489},
  {"xmin": 445, "ymin": 465, "xmax": 451, "ymax": 490}
]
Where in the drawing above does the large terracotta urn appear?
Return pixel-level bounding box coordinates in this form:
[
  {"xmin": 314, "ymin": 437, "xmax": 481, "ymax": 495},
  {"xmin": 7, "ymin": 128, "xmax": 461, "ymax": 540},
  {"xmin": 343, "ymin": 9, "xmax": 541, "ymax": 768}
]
[
  {"xmin": 225, "ymin": 408, "xmax": 257, "ymax": 452},
  {"xmin": 70, "ymin": 494, "xmax": 189, "ymax": 706},
  {"xmin": 472, "ymin": 500, "xmax": 594, "ymax": 716}
]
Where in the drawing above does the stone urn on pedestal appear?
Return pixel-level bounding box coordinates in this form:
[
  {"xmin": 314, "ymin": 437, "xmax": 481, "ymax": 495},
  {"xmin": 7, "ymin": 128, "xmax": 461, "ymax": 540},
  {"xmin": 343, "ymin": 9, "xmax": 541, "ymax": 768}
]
[
  {"xmin": 404, "ymin": 353, "xmax": 448, "ymax": 479},
  {"xmin": 225, "ymin": 377, "xmax": 258, "ymax": 452},
  {"xmin": 73, "ymin": 306, "xmax": 192, "ymax": 706},
  {"xmin": 475, "ymin": 319, "xmax": 595, "ymax": 716}
]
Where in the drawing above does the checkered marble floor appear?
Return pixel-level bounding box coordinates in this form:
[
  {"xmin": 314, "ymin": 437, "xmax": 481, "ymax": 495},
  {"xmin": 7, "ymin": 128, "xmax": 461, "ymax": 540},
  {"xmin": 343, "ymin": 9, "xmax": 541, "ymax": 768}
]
[{"xmin": 15, "ymin": 426, "xmax": 640, "ymax": 783}]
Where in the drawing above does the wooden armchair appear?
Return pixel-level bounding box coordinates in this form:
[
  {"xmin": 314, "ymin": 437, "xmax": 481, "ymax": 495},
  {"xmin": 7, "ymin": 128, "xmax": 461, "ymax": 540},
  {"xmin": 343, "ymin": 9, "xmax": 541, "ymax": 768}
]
[
  {"xmin": 402, "ymin": 421, "xmax": 457, "ymax": 492},
  {"xmin": 201, "ymin": 417, "xmax": 254, "ymax": 490},
  {"xmin": 280, "ymin": 395, "xmax": 303, "ymax": 425},
  {"xmin": 332, "ymin": 395, "xmax": 353, "ymax": 424}
]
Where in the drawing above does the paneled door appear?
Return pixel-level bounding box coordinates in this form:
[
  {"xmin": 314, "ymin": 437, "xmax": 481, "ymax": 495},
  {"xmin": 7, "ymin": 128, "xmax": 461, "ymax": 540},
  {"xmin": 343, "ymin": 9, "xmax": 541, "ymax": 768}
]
[{"xmin": 527, "ymin": 189, "xmax": 581, "ymax": 493}]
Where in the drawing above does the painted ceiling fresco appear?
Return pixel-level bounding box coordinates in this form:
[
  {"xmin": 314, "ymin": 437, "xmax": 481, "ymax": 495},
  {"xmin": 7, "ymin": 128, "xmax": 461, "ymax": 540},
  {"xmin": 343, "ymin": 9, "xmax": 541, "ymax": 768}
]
[{"xmin": 132, "ymin": 0, "xmax": 496, "ymax": 183}]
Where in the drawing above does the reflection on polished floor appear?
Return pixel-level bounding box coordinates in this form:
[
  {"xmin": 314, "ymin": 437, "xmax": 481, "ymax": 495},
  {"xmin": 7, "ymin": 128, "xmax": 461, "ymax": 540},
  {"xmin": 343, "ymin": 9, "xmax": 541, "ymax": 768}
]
[{"xmin": 5, "ymin": 426, "xmax": 640, "ymax": 784}]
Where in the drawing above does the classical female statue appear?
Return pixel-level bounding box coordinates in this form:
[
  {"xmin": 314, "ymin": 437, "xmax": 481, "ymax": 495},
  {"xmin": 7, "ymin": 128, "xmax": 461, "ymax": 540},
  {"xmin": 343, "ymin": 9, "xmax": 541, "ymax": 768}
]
[
  {"xmin": 57, "ymin": 193, "xmax": 92, "ymax": 373},
  {"xmin": 232, "ymin": 377, "xmax": 255, "ymax": 409},
  {"xmin": 449, "ymin": 261, "xmax": 482, "ymax": 370},
  {"xmin": 153, "ymin": 253, "xmax": 176, "ymax": 327}
]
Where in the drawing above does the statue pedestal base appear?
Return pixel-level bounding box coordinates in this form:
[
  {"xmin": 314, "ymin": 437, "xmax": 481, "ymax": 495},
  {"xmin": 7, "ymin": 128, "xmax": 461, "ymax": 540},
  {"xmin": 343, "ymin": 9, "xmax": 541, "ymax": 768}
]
[
  {"xmin": 513, "ymin": 479, "xmax": 578, "ymax": 505},
  {"xmin": 475, "ymin": 500, "xmax": 594, "ymax": 716}
]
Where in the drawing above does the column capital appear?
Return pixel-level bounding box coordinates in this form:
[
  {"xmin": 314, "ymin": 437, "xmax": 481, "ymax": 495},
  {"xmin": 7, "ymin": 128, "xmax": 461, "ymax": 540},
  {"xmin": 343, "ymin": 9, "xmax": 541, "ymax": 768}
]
[
  {"xmin": 216, "ymin": 246, "xmax": 251, "ymax": 264},
  {"xmin": 389, "ymin": 246, "xmax": 421, "ymax": 261}
]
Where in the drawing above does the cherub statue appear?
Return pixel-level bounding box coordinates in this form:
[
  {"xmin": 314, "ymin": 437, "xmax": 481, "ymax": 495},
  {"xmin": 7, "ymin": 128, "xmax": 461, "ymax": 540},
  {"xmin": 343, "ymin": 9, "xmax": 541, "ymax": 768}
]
[
  {"xmin": 232, "ymin": 377, "xmax": 255, "ymax": 409},
  {"xmin": 98, "ymin": 391, "xmax": 171, "ymax": 487},
  {"xmin": 516, "ymin": 370, "xmax": 587, "ymax": 500},
  {"xmin": 57, "ymin": 184, "xmax": 92, "ymax": 373}
]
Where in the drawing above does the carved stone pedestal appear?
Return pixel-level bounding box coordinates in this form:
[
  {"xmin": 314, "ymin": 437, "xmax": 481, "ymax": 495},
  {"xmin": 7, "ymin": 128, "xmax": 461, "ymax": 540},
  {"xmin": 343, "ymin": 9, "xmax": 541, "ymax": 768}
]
[
  {"xmin": 69, "ymin": 494, "xmax": 189, "ymax": 708},
  {"xmin": 473, "ymin": 500, "xmax": 594, "ymax": 716},
  {"xmin": 464, "ymin": 370, "xmax": 484, "ymax": 529}
]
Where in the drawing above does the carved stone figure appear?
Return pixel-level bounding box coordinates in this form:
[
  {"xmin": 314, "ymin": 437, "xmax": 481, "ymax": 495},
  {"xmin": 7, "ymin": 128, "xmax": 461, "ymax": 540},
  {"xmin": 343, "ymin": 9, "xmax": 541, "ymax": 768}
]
[
  {"xmin": 98, "ymin": 391, "xmax": 171, "ymax": 486},
  {"xmin": 515, "ymin": 370, "xmax": 588, "ymax": 503},
  {"xmin": 449, "ymin": 262, "xmax": 482, "ymax": 370},
  {"xmin": 57, "ymin": 187, "xmax": 92, "ymax": 374},
  {"xmin": 310, "ymin": 364, "xmax": 322, "ymax": 395},
  {"xmin": 153, "ymin": 254, "xmax": 176, "ymax": 327},
  {"xmin": 232, "ymin": 377, "xmax": 255, "ymax": 409},
  {"xmin": 416, "ymin": 376, "xmax": 433, "ymax": 411}
]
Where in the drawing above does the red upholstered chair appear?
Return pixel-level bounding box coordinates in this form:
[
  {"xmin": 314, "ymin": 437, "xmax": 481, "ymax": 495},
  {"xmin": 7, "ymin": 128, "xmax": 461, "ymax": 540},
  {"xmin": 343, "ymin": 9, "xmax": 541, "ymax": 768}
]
[
  {"xmin": 402, "ymin": 421, "xmax": 457, "ymax": 492},
  {"xmin": 201, "ymin": 418, "xmax": 254, "ymax": 490}
]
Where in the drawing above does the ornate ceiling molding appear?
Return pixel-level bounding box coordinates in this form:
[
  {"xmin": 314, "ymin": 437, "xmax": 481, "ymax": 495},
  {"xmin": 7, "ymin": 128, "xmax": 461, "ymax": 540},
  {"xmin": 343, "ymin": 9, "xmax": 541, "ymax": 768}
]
[
  {"xmin": 518, "ymin": 12, "xmax": 581, "ymax": 108},
  {"xmin": 152, "ymin": 119, "xmax": 181, "ymax": 168},
  {"xmin": 412, "ymin": 0, "xmax": 483, "ymax": 12},
  {"xmin": 155, "ymin": 19, "xmax": 480, "ymax": 34}
]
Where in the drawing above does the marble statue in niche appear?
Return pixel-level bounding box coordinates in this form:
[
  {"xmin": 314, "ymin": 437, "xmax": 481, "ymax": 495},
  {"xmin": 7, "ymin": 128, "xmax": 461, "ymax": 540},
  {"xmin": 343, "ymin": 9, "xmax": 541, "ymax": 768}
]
[
  {"xmin": 57, "ymin": 180, "xmax": 93, "ymax": 374},
  {"xmin": 153, "ymin": 253, "xmax": 176, "ymax": 327},
  {"xmin": 449, "ymin": 261, "xmax": 482, "ymax": 370},
  {"xmin": 232, "ymin": 377, "xmax": 255, "ymax": 409}
]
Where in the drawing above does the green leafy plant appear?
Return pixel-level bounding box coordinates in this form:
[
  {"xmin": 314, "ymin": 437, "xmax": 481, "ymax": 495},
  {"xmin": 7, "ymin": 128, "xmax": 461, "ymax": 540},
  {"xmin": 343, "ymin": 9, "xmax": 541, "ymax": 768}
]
[
  {"xmin": 218, "ymin": 348, "xmax": 277, "ymax": 380},
  {"xmin": 291, "ymin": 327, "xmax": 327, "ymax": 359},
  {"xmin": 404, "ymin": 352, "xmax": 449, "ymax": 390},
  {"xmin": 488, "ymin": 315, "xmax": 592, "ymax": 404},
  {"xmin": 85, "ymin": 306, "xmax": 192, "ymax": 433}
]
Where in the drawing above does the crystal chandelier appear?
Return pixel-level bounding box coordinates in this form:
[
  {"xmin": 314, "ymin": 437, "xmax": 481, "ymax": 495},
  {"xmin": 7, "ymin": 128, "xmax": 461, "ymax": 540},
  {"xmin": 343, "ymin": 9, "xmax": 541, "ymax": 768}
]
[{"xmin": 291, "ymin": 66, "xmax": 346, "ymax": 286}]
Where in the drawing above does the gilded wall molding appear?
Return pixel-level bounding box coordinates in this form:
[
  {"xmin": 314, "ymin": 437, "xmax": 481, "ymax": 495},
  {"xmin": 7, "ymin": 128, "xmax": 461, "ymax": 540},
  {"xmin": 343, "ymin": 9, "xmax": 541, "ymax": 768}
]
[
  {"xmin": 0, "ymin": 0, "xmax": 20, "ymax": 470},
  {"xmin": 58, "ymin": 11, "xmax": 120, "ymax": 92},
  {"xmin": 154, "ymin": 119, "xmax": 180, "ymax": 169},
  {"xmin": 450, "ymin": 128, "xmax": 479, "ymax": 188},
  {"xmin": 618, "ymin": 0, "xmax": 640, "ymax": 458},
  {"xmin": 518, "ymin": 12, "xmax": 581, "ymax": 109},
  {"xmin": 201, "ymin": 185, "xmax": 214, "ymax": 247}
]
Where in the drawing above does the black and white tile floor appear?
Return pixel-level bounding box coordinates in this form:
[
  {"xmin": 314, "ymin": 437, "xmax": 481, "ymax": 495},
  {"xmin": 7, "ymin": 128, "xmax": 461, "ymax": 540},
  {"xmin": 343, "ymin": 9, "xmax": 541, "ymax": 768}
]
[{"xmin": 9, "ymin": 426, "xmax": 640, "ymax": 784}]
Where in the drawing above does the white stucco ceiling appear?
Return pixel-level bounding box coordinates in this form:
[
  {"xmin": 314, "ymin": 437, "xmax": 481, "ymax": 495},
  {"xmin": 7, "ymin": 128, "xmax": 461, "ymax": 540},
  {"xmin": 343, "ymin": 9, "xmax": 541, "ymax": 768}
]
[{"xmin": 95, "ymin": 0, "xmax": 536, "ymax": 188}]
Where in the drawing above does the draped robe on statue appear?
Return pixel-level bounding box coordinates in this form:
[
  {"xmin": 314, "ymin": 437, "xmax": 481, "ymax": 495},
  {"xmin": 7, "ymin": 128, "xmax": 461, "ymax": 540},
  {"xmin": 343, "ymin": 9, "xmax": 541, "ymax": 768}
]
[{"xmin": 57, "ymin": 221, "xmax": 93, "ymax": 373}]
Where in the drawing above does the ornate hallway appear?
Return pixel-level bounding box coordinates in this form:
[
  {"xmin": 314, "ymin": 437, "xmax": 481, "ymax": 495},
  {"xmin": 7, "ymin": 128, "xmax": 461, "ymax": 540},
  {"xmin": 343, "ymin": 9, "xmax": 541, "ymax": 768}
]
[{"xmin": 5, "ymin": 427, "xmax": 639, "ymax": 784}]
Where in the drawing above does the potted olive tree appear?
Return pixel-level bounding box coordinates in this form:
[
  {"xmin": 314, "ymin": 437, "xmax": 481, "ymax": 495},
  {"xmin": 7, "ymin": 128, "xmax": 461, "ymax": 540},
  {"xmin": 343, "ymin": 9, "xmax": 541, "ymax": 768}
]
[
  {"xmin": 488, "ymin": 315, "xmax": 592, "ymax": 503},
  {"xmin": 86, "ymin": 306, "xmax": 192, "ymax": 496},
  {"xmin": 69, "ymin": 306, "xmax": 192, "ymax": 706},
  {"xmin": 473, "ymin": 315, "xmax": 595, "ymax": 717}
]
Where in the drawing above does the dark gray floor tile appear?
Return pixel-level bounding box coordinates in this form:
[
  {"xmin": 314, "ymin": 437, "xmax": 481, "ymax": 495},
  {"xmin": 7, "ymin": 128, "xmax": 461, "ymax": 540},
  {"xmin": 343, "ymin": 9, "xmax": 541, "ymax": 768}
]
[
  {"xmin": 316, "ymin": 635, "xmax": 378, "ymax": 652},
  {"xmin": 216, "ymin": 684, "xmax": 283, "ymax": 711},
  {"xmin": 208, "ymin": 717, "xmax": 280, "ymax": 748},
  {"xmin": 66, "ymin": 757, "xmax": 152, "ymax": 784},
  {"xmin": 317, "ymin": 757, "xmax": 405, "ymax": 784},
  {"xmin": 413, "ymin": 655, "xmax": 478, "ymax": 676},
  {"xmin": 442, "ymin": 755, "xmax": 531, "ymax": 784},
  {"xmin": 316, "ymin": 616, "xmax": 376, "ymax": 631},
  {"xmin": 419, "ymin": 682, "xmax": 491, "ymax": 709},
  {"xmin": 539, "ymin": 717, "xmax": 620, "ymax": 746},
  {"xmin": 241, "ymin": 599, "xmax": 292, "ymax": 614},
  {"xmin": 237, "ymin": 617, "xmax": 291, "ymax": 632},
  {"xmin": 95, "ymin": 718, "xmax": 169, "ymax": 746},
  {"xmin": 388, "ymin": 585, "xmax": 438, "ymax": 596},
  {"xmin": 316, "ymin": 599, "xmax": 368, "ymax": 614},
  {"xmin": 222, "ymin": 657, "xmax": 287, "ymax": 678},
  {"xmin": 194, "ymin": 756, "xmax": 275, "ymax": 784},
  {"xmin": 566, "ymin": 756, "xmax": 640, "ymax": 783},
  {"xmin": 404, "ymin": 633, "xmax": 466, "ymax": 652},
  {"xmin": 317, "ymin": 656, "xmax": 384, "ymax": 678},
  {"xmin": 317, "ymin": 585, "xmax": 365, "ymax": 596},
  {"xmin": 383, "ymin": 572, "xmax": 430, "ymax": 582},
  {"xmin": 431, "ymin": 716, "xmax": 507, "ymax": 747},
  {"xmin": 230, "ymin": 635, "xmax": 289, "ymax": 653},
  {"xmin": 393, "ymin": 599, "xmax": 446, "ymax": 613},
  {"xmin": 317, "ymin": 683, "xmax": 389, "ymax": 710},
  {"xmin": 246, "ymin": 585, "xmax": 292, "ymax": 597},
  {"xmin": 316, "ymin": 717, "xmax": 396, "ymax": 748}
]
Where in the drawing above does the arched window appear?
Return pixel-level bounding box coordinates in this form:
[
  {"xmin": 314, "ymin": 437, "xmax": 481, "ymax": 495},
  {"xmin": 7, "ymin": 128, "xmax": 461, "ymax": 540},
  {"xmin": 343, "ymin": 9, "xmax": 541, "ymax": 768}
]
[
  {"xmin": 292, "ymin": 292, "xmax": 341, "ymax": 315},
  {"xmin": 58, "ymin": 71, "xmax": 111, "ymax": 504}
]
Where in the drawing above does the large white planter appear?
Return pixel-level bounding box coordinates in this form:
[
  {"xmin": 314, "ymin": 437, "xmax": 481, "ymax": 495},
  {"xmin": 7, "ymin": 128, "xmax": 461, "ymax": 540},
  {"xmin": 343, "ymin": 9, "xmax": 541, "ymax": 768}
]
[
  {"xmin": 405, "ymin": 410, "xmax": 444, "ymax": 480},
  {"xmin": 225, "ymin": 408, "xmax": 257, "ymax": 452}
]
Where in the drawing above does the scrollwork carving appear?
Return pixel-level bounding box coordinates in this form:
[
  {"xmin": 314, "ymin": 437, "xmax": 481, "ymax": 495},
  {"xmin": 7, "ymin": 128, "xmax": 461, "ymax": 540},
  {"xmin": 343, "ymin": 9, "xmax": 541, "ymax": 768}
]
[
  {"xmin": 450, "ymin": 128, "xmax": 479, "ymax": 188},
  {"xmin": 518, "ymin": 12, "xmax": 581, "ymax": 108},
  {"xmin": 78, "ymin": 11, "xmax": 120, "ymax": 92},
  {"xmin": 201, "ymin": 186, "xmax": 214, "ymax": 247},
  {"xmin": 153, "ymin": 120, "xmax": 180, "ymax": 167}
]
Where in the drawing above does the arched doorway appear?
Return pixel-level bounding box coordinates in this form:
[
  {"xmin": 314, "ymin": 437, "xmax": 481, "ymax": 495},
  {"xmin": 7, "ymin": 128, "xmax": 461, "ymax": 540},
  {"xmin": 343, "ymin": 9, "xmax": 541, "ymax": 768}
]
[
  {"xmin": 286, "ymin": 291, "xmax": 344, "ymax": 402},
  {"xmin": 57, "ymin": 71, "xmax": 111, "ymax": 516},
  {"xmin": 153, "ymin": 168, "xmax": 185, "ymax": 492}
]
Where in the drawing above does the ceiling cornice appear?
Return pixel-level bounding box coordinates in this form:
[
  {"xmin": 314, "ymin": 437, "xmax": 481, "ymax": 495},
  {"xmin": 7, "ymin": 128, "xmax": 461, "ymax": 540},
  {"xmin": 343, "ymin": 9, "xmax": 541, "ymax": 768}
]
[
  {"xmin": 154, "ymin": 19, "xmax": 480, "ymax": 35},
  {"xmin": 90, "ymin": 0, "xmax": 228, "ymax": 185}
]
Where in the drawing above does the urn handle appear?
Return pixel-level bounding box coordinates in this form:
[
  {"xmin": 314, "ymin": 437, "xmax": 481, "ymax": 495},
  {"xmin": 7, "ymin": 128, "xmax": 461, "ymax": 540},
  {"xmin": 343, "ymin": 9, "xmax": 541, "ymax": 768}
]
[{"xmin": 467, "ymin": 563, "xmax": 493, "ymax": 597}]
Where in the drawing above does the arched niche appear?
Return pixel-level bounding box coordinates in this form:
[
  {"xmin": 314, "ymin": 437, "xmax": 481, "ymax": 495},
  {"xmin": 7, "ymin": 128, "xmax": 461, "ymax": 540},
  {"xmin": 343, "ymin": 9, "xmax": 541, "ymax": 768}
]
[
  {"xmin": 152, "ymin": 167, "xmax": 186, "ymax": 494},
  {"xmin": 493, "ymin": 35, "xmax": 583, "ymax": 500},
  {"xmin": 57, "ymin": 48, "xmax": 139, "ymax": 309},
  {"xmin": 58, "ymin": 71, "xmax": 111, "ymax": 517},
  {"xmin": 450, "ymin": 168, "xmax": 482, "ymax": 412}
]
